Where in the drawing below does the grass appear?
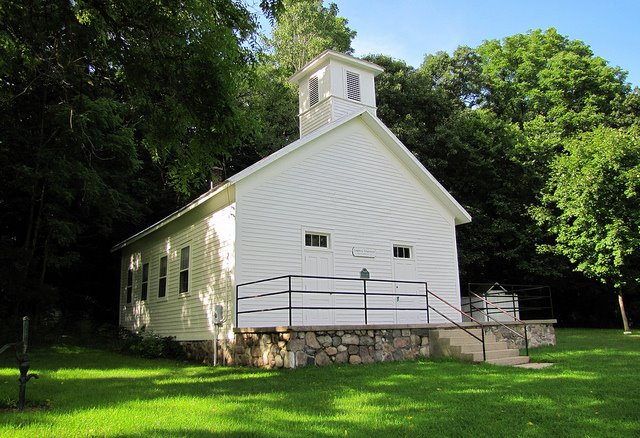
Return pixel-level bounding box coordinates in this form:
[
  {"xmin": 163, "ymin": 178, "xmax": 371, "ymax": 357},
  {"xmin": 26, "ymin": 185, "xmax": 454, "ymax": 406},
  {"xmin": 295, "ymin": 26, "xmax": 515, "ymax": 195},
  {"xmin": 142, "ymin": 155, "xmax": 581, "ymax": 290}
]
[{"xmin": 0, "ymin": 328, "xmax": 639, "ymax": 437}]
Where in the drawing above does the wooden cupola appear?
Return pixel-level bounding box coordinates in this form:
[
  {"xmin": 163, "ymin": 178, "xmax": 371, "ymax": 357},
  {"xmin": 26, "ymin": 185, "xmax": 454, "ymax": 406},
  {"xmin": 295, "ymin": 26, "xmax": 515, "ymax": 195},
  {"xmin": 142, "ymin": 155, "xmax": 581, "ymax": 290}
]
[{"xmin": 289, "ymin": 50, "xmax": 384, "ymax": 138}]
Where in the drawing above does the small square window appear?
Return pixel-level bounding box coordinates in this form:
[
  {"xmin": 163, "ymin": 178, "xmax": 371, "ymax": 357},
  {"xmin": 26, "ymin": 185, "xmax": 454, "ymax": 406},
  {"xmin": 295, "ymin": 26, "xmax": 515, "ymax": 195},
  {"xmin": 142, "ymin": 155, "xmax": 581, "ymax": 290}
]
[{"xmin": 305, "ymin": 233, "xmax": 329, "ymax": 248}]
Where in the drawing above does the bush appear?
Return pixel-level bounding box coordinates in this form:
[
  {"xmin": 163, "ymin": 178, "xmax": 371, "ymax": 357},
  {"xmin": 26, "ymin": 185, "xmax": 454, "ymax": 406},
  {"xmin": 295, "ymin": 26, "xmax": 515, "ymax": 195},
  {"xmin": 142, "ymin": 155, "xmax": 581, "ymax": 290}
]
[{"xmin": 116, "ymin": 328, "xmax": 185, "ymax": 360}]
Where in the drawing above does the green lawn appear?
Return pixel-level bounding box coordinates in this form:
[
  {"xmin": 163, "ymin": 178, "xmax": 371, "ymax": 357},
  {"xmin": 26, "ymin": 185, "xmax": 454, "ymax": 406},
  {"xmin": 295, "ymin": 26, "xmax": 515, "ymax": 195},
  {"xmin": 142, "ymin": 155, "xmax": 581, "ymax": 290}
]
[{"xmin": 1, "ymin": 328, "xmax": 639, "ymax": 437}]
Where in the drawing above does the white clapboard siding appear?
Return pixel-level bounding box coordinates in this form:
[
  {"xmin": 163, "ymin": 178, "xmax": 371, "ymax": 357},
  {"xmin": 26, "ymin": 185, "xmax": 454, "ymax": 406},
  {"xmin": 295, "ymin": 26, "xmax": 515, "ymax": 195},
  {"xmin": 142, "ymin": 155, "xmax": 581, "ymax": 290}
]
[
  {"xmin": 331, "ymin": 96, "xmax": 374, "ymax": 121},
  {"xmin": 235, "ymin": 118, "xmax": 462, "ymax": 327},
  {"xmin": 300, "ymin": 96, "xmax": 377, "ymax": 139},
  {"xmin": 300, "ymin": 98, "xmax": 332, "ymax": 137},
  {"xmin": 119, "ymin": 194, "xmax": 236, "ymax": 341}
]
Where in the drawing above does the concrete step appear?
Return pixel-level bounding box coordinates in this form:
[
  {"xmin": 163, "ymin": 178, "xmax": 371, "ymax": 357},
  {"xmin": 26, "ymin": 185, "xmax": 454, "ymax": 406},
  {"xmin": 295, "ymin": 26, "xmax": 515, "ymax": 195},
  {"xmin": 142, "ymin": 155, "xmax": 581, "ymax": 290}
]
[
  {"xmin": 462, "ymin": 348, "xmax": 520, "ymax": 362},
  {"xmin": 437, "ymin": 340, "xmax": 517, "ymax": 361},
  {"xmin": 486, "ymin": 356, "xmax": 531, "ymax": 366},
  {"xmin": 430, "ymin": 326, "xmax": 526, "ymax": 365},
  {"xmin": 434, "ymin": 328, "xmax": 483, "ymax": 339},
  {"xmin": 432, "ymin": 330, "xmax": 498, "ymax": 345},
  {"xmin": 450, "ymin": 341, "xmax": 510, "ymax": 353}
]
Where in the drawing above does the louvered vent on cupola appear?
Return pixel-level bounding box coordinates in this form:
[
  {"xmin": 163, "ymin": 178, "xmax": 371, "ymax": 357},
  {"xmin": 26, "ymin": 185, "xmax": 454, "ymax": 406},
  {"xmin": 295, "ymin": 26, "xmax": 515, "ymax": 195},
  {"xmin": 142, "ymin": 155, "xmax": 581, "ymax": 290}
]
[
  {"xmin": 289, "ymin": 50, "xmax": 384, "ymax": 138},
  {"xmin": 345, "ymin": 71, "xmax": 361, "ymax": 102},
  {"xmin": 309, "ymin": 76, "xmax": 319, "ymax": 106}
]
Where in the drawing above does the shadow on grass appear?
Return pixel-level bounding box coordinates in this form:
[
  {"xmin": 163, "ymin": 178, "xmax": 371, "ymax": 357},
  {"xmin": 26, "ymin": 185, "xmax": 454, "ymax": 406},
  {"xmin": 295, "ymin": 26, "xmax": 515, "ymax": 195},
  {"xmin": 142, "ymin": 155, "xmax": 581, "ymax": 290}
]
[{"xmin": 0, "ymin": 329, "xmax": 639, "ymax": 437}]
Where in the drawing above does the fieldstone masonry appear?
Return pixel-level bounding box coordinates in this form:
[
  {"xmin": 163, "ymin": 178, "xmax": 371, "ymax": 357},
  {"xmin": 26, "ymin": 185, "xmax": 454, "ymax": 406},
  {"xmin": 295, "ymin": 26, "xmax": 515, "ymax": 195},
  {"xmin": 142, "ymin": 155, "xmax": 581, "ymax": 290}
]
[
  {"xmin": 181, "ymin": 339, "xmax": 231, "ymax": 365},
  {"xmin": 180, "ymin": 320, "xmax": 556, "ymax": 368},
  {"xmin": 231, "ymin": 327, "xmax": 430, "ymax": 368},
  {"xmin": 487, "ymin": 320, "xmax": 556, "ymax": 349}
]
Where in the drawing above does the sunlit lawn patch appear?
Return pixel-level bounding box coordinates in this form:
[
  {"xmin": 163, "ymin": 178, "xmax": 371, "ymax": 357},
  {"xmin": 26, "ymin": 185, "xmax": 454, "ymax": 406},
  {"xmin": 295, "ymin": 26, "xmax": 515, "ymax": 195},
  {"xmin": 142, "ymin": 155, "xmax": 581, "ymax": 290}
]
[{"xmin": 1, "ymin": 329, "xmax": 639, "ymax": 437}]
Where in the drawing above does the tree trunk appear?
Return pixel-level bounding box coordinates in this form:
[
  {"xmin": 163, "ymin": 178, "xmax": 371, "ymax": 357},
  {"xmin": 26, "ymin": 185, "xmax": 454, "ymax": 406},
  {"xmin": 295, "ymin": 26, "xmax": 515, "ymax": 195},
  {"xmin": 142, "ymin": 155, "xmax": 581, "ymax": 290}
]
[{"xmin": 617, "ymin": 292, "xmax": 631, "ymax": 334}]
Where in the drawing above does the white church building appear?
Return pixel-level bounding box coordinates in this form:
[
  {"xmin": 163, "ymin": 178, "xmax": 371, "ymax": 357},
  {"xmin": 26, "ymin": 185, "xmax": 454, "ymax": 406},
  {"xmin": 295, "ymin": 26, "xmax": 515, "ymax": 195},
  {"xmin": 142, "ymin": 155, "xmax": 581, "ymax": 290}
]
[{"xmin": 110, "ymin": 51, "xmax": 548, "ymax": 368}]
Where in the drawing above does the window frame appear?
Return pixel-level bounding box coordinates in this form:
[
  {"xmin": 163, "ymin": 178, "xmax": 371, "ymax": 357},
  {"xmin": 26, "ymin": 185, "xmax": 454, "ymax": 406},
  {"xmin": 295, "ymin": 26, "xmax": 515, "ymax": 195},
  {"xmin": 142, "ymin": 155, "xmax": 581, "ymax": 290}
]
[
  {"xmin": 158, "ymin": 255, "xmax": 168, "ymax": 299},
  {"xmin": 179, "ymin": 245, "xmax": 191, "ymax": 294},
  {"xmin": 304, "ymin": 232, "xmax": 331, "ymax": 250},
  {"xmin": 140, "ymin": 262, "xmax": 149, "ymax": 301},
  {"xmin": 126, "ymin": 267, "xmax": 133, "ymax": 304},
  {"xmin": 393, "ymin": 245, "xmax": 413, "ymax": 260}
]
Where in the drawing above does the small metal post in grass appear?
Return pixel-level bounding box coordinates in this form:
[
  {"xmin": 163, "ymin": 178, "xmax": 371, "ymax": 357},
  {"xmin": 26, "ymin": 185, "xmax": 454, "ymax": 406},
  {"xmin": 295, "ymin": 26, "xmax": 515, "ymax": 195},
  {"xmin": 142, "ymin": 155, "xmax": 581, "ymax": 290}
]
[
  {"xmin": 0, "ymin": 316, "xmax": 39, "ymax": 411},
  {"xmin": 17, "ymin": 316, "xmax": 38, "ymax": 411}
]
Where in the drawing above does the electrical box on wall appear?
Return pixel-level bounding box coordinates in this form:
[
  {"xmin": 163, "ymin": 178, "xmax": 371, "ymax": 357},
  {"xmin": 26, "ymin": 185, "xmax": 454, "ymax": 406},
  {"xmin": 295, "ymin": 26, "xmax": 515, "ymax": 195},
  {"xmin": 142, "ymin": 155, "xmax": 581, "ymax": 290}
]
[{"xmin": 214, "ymin": 304, "xmax": 224, "ymax": 325}]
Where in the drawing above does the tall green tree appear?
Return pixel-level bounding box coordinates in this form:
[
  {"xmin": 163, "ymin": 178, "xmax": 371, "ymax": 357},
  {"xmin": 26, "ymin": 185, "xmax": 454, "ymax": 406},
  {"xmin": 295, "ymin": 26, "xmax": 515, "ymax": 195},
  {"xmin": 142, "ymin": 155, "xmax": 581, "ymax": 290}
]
[
  {"xmin": 367, "ymin": 54, "xmax": 552, "ymax": 283},
  {"xmin": 476, "ymin": 29, "xmax": 629, "ymax": 130},
  {"xmin": 0, "ymin": 0, "xmax": 281, "ymax": 324},
  {"xmin": 267, "ymin": 0, "xmax": 356, "ymax": 76},
  {"xmin": 421, "ymin": 46, "xmax": 484, "ymax": 109},
  {"xmin": 367, "ymin": 30, "xmax": 636, "ymax": 324},
  {"xmin": 533, "ymin": 126, "xmax": 640, "ymax": 331},
  {"xmin": 228, "ymin": 0, "xmax": 356, "ymax": 172}
]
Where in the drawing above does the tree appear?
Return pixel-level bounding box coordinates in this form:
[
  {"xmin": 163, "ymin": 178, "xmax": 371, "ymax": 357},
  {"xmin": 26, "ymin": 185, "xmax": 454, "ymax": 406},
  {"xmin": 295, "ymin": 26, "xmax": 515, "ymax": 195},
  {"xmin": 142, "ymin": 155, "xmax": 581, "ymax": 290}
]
[
  {"xmin": 533, "ymin": 126, "xmax": 640, "ymax": 331},
  {"xmin": 0, "ymin": 0, "xmax": 282, "ymax": 324},
  {"xmin": 366, "ymin": 54, "xmax": 549, "ymax": 283},
  {"xmin": 227, "ymin": 0, "xmax": 356, "ymax": 173},
  {"xmin": 421, "ymin": 46, "xmax": 484, "ymax": 109},
  {"xmin": 268, "ymin": 0, "xmax": 356, "ymax": 76},
  {"xmin": 369, "ymin": 30, "xmax": 637, "ymax": 325},
  {"xmin": 476, "ymin": 29, "xmax": 629, "ymax": 130}
]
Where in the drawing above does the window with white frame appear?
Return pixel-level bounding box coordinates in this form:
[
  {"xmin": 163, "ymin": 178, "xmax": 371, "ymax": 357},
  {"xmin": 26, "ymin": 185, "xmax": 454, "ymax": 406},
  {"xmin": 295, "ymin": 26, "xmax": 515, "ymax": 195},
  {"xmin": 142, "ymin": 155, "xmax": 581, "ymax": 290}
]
[
  {"xmin": 126, "ymin": 268, "xmax": 133, "ymax": 304},
  {"xmin": 158, "ymin": 256, "xmax": 168, "ymax": 298},
  {"xmin": 141, "ymin": 263, "xmax": 149, "ymax": 301},
  {"xmin": 179, "ymin": 246, "xmax": 190, "ymax": 294},
  {"xmin": 305, "ymin": 232, "xmax": 329, "ymax": 248},
  {"xmin": 393, "ymin": 245, "xmax": 412, "ymax": 259}
]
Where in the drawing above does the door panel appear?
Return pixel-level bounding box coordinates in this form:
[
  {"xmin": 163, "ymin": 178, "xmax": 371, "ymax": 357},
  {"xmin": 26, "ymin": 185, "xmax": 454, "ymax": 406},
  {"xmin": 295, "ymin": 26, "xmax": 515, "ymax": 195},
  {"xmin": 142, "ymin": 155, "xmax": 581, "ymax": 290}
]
[
  {"xmin": 366, "ymin": 280, "xmax": 397, "ymax": 324},
  {"xmin": 302, "ymin": 251, "xmax": 334, "ymax": 325},
  {"xmin": 393, "ymin": 248, "xmax": 425, "ymax": 324}
]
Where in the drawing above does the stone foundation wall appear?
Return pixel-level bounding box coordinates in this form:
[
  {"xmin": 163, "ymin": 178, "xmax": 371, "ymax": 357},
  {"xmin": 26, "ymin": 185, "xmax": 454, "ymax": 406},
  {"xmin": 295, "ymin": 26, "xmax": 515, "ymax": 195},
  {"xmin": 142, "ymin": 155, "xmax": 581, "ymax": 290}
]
[
  {"xmin": 486, "ymin": 320, "xmax": 556, "ymax": 349},
  {"xmin": 232, "ymin": 327, "xmax": 431, "ymax": 369},
  {"xmin": 181, "ymin": 339, "xmax": 232, "ymax": 365},
  {"xmin": 180, "ymin": 320, "xmax": 556, "ymax": 368}
]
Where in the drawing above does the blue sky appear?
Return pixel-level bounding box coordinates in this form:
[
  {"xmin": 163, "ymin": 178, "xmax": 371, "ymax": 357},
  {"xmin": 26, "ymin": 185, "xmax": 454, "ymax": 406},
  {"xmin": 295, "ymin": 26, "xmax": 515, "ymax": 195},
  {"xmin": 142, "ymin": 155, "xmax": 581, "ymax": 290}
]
[{"xmin": 333, "ymin": 0, "xmax": 639, "ymax": 87}]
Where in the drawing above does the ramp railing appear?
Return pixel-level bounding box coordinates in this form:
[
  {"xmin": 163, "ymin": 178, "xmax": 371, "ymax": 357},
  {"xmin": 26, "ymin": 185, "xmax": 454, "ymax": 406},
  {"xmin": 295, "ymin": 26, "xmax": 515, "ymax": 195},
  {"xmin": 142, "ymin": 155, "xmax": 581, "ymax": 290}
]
[{"xmin": 236, "ymin": 275, "xmax": 499, "ymax": 361}]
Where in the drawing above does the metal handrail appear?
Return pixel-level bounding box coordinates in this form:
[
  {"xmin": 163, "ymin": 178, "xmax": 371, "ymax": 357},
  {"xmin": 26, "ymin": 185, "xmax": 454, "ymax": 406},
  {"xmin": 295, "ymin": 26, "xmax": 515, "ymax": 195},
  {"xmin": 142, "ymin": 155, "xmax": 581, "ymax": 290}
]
[
  {"xmin": 424, "ymin": 288, "xmax": 489, "ymax": 360},
  {"xmin": 467, "ymin": 282, "xmax": 554, "ymax": 321},
  {"xmin": 469, "ymin": 291, "xmax": 523, "ymax": 322},
  {"xmin": 468, "ymin": 291, "xmax": 529, "ymax": 356},
  {"xmin": 237, "ymin": 274, "xmax": 432, "ymax": 288},
  {"xmin": 238, "ymin": 288, "xmax": 431, "ymax": 300},
  {"xmin": 236, "ymin": 275, "xmax": 496, "ymax": 362},
  {"xmin": 427, "ymin": 304, "xmax": 486, "ymax": 361},
  {"xmin": 236, "ymin": 275, "xmax": 431, "ymax": 327}
]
